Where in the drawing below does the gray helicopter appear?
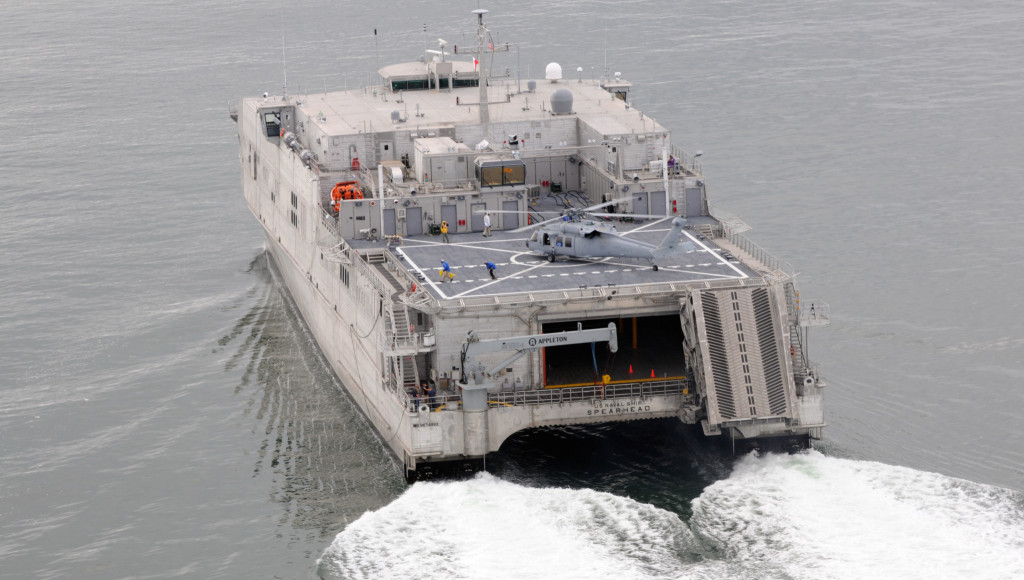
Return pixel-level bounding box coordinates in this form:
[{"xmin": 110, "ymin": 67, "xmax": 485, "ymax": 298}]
[{"xmin": 482, "ymin": 200, "xmax": 696, "ymax": 271}]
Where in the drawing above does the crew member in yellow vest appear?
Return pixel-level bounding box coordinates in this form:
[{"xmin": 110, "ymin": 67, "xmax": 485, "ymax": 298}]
[{"xmin": 440, "ymin": 220, "xmax": 449, "ymax": 243}]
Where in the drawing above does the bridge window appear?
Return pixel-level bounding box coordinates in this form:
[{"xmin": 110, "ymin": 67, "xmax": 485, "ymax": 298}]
[
  {"xmin": 264, "ymin": 111, "xmax": 281, "ymax": 138},
  {"xmin": 476, "ymin": 159, "xmax": 526, "ymax": 187},
  {"xmin": 391, "ymin": 79, "xmax": 429, "ymax": 91}
]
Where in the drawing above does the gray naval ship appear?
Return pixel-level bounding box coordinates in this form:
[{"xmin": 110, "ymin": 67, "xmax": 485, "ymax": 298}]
[{"xmin": 231, "ymin": 10, "xmax": 829, "ymax": 481}]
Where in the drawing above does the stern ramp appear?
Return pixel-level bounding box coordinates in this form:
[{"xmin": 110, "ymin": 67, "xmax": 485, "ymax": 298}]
[{"xmin": 681, "ymin": 285, "xmax": 797, "ymax": 437}]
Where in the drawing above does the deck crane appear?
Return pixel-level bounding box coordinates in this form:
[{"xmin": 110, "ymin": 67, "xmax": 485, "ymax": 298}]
[{"xmin": 457, "ymin": 323, "xmax": 618, "ymax": 456}]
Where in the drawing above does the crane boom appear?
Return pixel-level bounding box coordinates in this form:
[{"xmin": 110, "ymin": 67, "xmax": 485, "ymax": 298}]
[{"xmin": 461, "ymin": 323, "xmax": 618, "ymax": 385}]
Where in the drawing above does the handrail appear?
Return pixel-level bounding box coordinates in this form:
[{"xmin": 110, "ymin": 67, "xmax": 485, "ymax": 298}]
[
  {"xmin": 725, "ymin": 232, "xmax": 795, "ymax": 280},
  {"xmin": 401, "ymin": 378, "xmax": 692, "ymax": 412},
  {"xmin": 490, "ymin": 378, "xmax": 692, "ymax": 407}
]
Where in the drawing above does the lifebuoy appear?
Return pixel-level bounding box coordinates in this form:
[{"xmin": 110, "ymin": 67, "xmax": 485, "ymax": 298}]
[{"xmin": 803, "ymin": 376, "xmax": 815, "ymax": 387}]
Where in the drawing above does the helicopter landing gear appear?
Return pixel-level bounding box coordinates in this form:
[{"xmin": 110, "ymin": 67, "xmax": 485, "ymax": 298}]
[
  {"xmin": 546, "ymin": 253, "xmax": 556, "ymax": 263},
  {"xmin": 652, "ymin": 264, "xmax": 659, "ymax": 271}
]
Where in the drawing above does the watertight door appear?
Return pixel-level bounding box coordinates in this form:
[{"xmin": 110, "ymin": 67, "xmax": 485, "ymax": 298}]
[
  {"xmin": 470, "ymin": 203, "xmax": 486, "ymax": 232},
  {"xmin": 405, "ymin": 207, "xmax": 423, "ymax": 236},
  {"xmin": 649, "ymin": 191, "xmax": 667, "ymax": 216},
  {"xmin": 501, "ymin": 200, "xmax": 519, "ymax": 230},
  {"xmin": 633, "ymin": 192, "xmax": 649, "ymax": 216},
  {"xmin": 685, "ymin": 186, "xmax": 703, "ymax": 218},
  {"xmin": 440, "ymin": 205, "xmax": 457, "ymax": 232}
]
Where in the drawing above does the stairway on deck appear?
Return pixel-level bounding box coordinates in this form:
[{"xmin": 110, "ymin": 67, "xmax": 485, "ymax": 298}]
[{"xmin": 370, "ymin": 261, "xmax": 427, "ymax": 392}]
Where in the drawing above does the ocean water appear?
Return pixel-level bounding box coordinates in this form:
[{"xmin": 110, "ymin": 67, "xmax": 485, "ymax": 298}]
[{"xmin": 2, "ymin": 0, "xmax": 1023, "ymax": 578}]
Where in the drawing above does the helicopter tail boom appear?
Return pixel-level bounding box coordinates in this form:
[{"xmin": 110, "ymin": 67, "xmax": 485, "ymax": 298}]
[{"xmin": 651, "ymin": 217, "xmax": 696, "ymax": 258}]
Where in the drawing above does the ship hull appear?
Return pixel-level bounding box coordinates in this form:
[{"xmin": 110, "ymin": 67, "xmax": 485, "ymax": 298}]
[{"xmin": 261, "ymin": 230, "xmax": 412, "ymax": 471}]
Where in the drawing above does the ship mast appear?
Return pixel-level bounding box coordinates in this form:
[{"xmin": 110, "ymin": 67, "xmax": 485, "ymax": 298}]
[{"xmin": 473, "ymin": 9, "xmax": 490, "ymax": 129}]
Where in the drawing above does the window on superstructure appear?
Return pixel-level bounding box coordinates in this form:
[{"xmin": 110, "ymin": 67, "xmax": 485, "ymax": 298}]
[
  {"xmin": 391, "ymin": 79, "xmax": 429, "ymax": 91},
  {"xmin": 253, "ymin": 152, "xmax": 258, "ymax": 181},
  {"xmin": 291, "ymin": 192, "xmax": 298, "ymax": 208},
  {"xmin": 290, "ymin": 210, "xmax": 298, "ymax": 228},
  {"xmin": 264, "ymin": 111, "xmax": 281, "ymax": 138},
  {"xmin": 502, "ymin": 164, "xmax": 525, "ymax": 186},
  {"xmin": 479, "ymin": 165, "xmax": 502, "ymax": 187},
  {"xmin": 340, "ymin": 265, "xmax": 350, "ymax": 287}
]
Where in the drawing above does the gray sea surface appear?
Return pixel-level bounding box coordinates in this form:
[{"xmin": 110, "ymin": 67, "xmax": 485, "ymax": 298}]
[{"xmin": 2, "ymin": 1, "xmax": 1023, "ymax": 578}]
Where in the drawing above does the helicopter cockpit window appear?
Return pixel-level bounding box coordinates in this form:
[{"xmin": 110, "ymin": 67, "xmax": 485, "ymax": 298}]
[{"xmin": 530, "ymin": 232, "xmax": 539, "ymax": 243}]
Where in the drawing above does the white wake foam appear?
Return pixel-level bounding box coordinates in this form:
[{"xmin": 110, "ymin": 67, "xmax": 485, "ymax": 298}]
[
  {"xmin": 691, "ymin": 451, "xmax": 1024, "ymax": 579},
  {"xmin": 318, "ymin": 473, "xmax": 706, "ymax": 580},
  {"xmin": 319, "ymin": 453, "xmax": 1024, "ymax": 580}
]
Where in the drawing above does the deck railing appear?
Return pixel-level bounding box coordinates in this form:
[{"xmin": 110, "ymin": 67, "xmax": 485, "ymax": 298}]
[
  {"xmin": 404, "ymin": 378, "xmax": 693, "ymax": 412},
  {"xmin": 492, "ymin": 379, "xmax": 691, "ymax": 407}
]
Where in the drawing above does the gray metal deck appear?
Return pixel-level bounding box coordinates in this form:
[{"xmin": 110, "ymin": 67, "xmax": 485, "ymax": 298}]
[{"xmin": 365, "ymin": 218, "xmax": 755, "ymax": 299}]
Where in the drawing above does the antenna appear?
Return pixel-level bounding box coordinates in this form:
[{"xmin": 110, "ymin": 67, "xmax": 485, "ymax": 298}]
[
  {"xmin": 282, "ymin": 37, "xmax": 288, "ymax": 98},
  {"xmin": 473, "ymin": 9, "xmax": 490, "ymax": 128},
  {"xmin": 374, "ymin": 28, "xmax": 379, "ymax": 76},
  {"xmin": 516, "ymin": 46, "xmax": 520, "ymax": 94},
  {"xmin": 603, "ymin": 30, "xmax": 607, "ymax": 79}
]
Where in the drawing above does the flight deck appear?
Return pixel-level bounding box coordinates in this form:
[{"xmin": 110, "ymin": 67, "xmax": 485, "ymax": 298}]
[{"xmin": 348, "ymin": 211, "xmax": 757, "ymax": 301}]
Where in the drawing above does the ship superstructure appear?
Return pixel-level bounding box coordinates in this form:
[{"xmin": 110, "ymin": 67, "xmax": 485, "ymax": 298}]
[{"xmin": 231, "ymin": 10, "xmax": 829, "ymax": 481}]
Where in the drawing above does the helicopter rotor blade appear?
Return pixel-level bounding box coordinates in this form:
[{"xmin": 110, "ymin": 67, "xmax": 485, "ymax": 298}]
[
  {"xmin": 472, "ymin": 209, "xmax": 530, "ymax": 214},
  {"xmin": 573, "ymin": 196, "xmax": 641, "ymax": 213},
  {"xmin": 589, "ymin": 213, "xmax": 681, "ymax": 221},
  {"xmin": 510, "ymin": 214, "xmax": 566, "ymax": 233}
]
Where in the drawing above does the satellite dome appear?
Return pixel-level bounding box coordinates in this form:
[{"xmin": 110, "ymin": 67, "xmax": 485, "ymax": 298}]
[
  {"xmin": 550, "ymin": 88, "xmax": 574, "ymax": 115},
  {"xmin": 545, "ymin": 62, "xmax": 563, "ymax": 81}
]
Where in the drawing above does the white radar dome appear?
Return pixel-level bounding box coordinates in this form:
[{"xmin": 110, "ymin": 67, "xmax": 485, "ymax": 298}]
[{"xmin": 545, "ymin": 62, "xmax": 563, "ymax": 81}]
